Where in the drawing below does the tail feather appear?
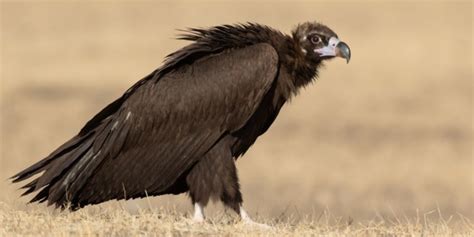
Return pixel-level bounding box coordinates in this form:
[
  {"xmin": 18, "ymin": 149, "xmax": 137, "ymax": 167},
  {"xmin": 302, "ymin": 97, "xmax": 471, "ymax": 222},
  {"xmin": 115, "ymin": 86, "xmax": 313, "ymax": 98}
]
[
  {"xmin": 11, "ymin": 113, "xmax": 123, "ymax": 209},
  {"xmin": 48, "ymin": 148, "xmax": 97, "ymax": 207},
  {"xmin": 30, "ymin": 186, "xmax": 49, "ymax": 203},
  {"xmin": 20, "ymin": 179, "xmax": 38, "ymax": 196},
  {"xmin": 11, "ymin": 133, "xmax": 93, "ymax": 183},
  {"xmin": 11, "ymin": 131, "xmax": 97, "ymax": 208},
  {"xmin": 51, "ymin": 117, "xmax": 130, "ymax": 207},
  {"xmin": 35, "ymin": 137, "xmax": 95, "ymax": 190}
]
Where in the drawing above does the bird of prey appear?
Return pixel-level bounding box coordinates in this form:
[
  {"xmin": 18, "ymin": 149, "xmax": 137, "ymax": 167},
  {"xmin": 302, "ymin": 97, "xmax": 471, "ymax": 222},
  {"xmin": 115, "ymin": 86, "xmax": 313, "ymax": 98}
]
[{"xmin": 12, "ymin": 22, "xmax": 350, "ymax": 226}]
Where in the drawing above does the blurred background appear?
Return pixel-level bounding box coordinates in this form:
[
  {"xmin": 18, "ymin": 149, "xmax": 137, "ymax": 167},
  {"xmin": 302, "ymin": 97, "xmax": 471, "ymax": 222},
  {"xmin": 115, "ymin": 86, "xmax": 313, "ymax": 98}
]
[{"xmin": 1, "ymin": 1, "xmax": 472, "ymax": 222}]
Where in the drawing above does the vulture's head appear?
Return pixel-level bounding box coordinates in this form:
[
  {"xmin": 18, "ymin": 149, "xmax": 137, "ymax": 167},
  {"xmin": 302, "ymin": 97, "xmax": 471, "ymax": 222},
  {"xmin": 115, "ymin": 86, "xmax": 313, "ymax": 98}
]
[{"xmin": 293, "ymin": 22, "xmax": 351, "ymax": 63}]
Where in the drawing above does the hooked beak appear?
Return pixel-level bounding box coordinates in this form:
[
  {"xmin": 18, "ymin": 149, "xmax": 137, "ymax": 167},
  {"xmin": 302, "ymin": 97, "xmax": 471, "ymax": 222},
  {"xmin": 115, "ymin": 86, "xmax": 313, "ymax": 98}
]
[{"xmin": 314, "ymin": 37, "xmax": 351, "ymax": 63}]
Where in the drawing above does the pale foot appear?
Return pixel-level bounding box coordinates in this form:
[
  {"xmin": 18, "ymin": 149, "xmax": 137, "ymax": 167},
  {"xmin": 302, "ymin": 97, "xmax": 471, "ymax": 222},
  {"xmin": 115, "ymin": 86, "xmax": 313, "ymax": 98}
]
[
  {"xmin": 242, "ymin": 218, "xmax": 272, "ymax": 229},
  {"xmin": 192, "ymin": 202, "xmax": 205, "ymax": 223},
  {"xmin": 240, "ymin": 206, "xmax": 272, "ymax": 230},
  {"xmin": 192, "ymin": 216, "xmax": 205, "ymax": 223}
]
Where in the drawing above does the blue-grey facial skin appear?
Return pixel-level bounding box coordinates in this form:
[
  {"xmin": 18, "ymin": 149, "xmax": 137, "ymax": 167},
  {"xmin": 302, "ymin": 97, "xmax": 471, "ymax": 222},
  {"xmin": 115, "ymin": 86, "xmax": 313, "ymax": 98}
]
[{"xmin": 314, "ymin": 37, "xmax": 351, "ymax": 63}]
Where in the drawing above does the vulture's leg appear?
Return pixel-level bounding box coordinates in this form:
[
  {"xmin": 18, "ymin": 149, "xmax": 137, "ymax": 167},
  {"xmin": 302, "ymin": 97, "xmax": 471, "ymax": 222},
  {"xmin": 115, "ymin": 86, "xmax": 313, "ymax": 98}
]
[
  {"xmin": 186, "ymin": 140, "xmax": 223, "ymax": 222},
  {"xmin": 193, "ymin": 202, "xmax": 205, "ymax": 222},
  {"xmin": 187, "ymin": 137, "xmax": 269, "ymax": 228},
  {"xmin": 221, "ymin": 159, "xmax": 271, "ymax": 229}
]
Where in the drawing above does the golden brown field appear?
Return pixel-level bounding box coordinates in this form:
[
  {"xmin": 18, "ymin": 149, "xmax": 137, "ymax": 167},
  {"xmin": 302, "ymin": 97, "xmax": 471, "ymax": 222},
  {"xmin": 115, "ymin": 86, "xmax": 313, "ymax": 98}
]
[{"xmin": 1, "ymin": 1, "xmax": 472, "ymax": 236}]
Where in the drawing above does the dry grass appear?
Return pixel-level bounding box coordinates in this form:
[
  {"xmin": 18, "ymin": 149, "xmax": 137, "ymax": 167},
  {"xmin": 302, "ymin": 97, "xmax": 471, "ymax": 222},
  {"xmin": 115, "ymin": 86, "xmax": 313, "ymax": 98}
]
[
  {"xmin": 1, "ymin": 1, "xmax": 473, "ymax": 236},
  {"xmin": 1, "ymin": 201, "xmax": 472, "ymax": 236}
]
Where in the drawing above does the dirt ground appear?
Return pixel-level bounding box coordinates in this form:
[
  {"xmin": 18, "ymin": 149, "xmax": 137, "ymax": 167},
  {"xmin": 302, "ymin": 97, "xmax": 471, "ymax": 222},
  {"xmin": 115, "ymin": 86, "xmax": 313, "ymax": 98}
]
[{"xmin": 0, "ymin": 1, "xmax": 472, "ymax": 236}]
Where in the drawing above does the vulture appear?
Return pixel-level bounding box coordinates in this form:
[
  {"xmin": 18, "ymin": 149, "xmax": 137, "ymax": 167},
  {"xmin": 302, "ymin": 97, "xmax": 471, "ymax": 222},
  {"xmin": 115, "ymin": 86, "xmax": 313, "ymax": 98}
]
[{"xmin": 11, "ymin": 22, "xmax": 350, "ymax": 225}]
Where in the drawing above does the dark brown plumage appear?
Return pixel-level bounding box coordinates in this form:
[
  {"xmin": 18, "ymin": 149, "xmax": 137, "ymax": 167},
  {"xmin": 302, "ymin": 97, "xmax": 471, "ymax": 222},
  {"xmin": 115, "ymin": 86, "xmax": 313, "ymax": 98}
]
[{"xmin": 11, "ymin": 22, "xmax": 350, "ymax": 221}]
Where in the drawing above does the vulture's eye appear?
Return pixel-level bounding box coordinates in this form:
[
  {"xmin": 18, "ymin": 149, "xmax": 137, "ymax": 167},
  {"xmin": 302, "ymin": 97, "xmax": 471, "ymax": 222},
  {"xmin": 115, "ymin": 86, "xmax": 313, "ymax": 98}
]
[{"xmin": 310, "ymin": 35, "xmax": 321, "ymax": 44}]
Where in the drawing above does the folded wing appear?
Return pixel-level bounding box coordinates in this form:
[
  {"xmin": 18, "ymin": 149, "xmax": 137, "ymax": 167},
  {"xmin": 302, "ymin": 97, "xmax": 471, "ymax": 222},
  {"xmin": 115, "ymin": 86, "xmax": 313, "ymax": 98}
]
[{"xmin": 12, "ymin": 43, "xmax": 279, "ymax": 208}]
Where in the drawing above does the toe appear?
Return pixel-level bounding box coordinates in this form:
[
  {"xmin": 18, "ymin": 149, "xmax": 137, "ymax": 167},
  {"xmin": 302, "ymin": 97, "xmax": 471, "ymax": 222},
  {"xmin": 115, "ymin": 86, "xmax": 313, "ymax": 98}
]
[
  {"xmin": 243, "ymin": 219, "xmax": 273, "ymax": 230},
  {"xmin": 192, "ymin": 217, "xmax": 205, "ymax": 223}
]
